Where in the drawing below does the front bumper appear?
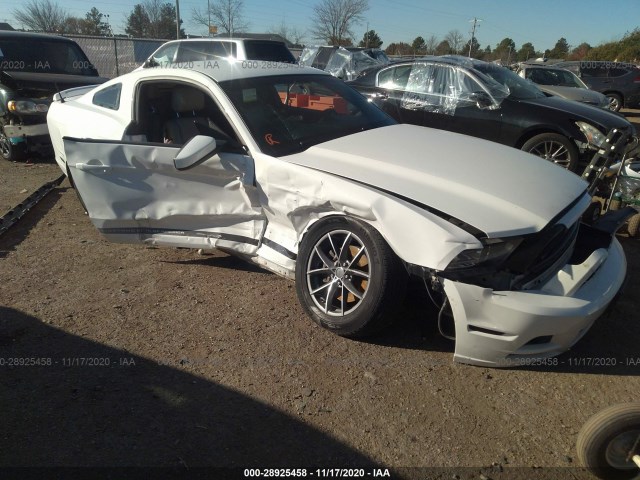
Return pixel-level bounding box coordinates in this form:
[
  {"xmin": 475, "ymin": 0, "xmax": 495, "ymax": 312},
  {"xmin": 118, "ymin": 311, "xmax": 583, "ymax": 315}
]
[
  {"xmin": 442, "ymin": 238, "xmax": 626, "ymax": 367},
  {"xmin": 3, "ymin": 123, "xmax": 50, "ymax": 140}
]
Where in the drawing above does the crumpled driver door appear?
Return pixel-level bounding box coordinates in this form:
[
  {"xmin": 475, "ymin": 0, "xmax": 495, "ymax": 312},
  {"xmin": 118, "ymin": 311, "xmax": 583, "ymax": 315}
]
[{"xmin": 64, "ymin": 137, "xmax": 265, "ymax": 256}]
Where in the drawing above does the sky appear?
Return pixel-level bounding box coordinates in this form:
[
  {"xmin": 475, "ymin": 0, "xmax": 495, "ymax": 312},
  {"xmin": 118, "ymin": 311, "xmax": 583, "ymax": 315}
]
[{"xmin": 3, "ymin": 0, "xmax": 639, "ymax": 53}]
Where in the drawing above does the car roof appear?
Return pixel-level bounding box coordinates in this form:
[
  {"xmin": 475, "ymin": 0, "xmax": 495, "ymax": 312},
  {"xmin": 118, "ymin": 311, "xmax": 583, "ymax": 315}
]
[
  {"xmin": 130, "ymin": 59, "xmax": 326, "ymax": 83},
  {"xmin": 158, "ymin": 38, "xmax": 286, "ymax": 45},
  {"xmin": 519, "ymin": 64, "xmax": 575, "ymax": 73},
  {"xmin": 0, "ymin": 30, "xmax": 78, "ymax": 42},
  {"xmin": 365, "ymin": 55, "xmax": 498, "ymax": 71},
  {"xmin": 556, "ymin": 60, "xmax": 638, "ymax": 69}
]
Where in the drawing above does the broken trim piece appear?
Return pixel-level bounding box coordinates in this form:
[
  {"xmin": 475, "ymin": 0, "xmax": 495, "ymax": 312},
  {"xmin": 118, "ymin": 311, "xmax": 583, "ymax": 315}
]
[
  {"xmin": 98, "ymin": 227, "xmax": 259, "ymax": 245},
  {"xmin": 261, "ymin": 237, "xmax": 297, "ymax": 260},
  {"xmin": 0, "ymin": 174, "xmax": 65, "ymax": 237}
]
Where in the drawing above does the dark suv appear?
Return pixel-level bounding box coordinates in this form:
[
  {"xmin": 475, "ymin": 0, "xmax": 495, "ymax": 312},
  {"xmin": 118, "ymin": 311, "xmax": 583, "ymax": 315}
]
[
  {"xmin": 0, "ymin": 31, "xmax": 108, "ymax": 161},
  {"xmin": 554, "ymin": 60, "xmax": 640, "ymax": 111}
]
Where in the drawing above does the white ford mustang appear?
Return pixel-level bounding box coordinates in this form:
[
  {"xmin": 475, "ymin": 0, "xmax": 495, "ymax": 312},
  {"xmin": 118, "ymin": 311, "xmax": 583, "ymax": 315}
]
[{"xmin": 47, "ymin": 60, "xmax": 628, "ymax": 367}]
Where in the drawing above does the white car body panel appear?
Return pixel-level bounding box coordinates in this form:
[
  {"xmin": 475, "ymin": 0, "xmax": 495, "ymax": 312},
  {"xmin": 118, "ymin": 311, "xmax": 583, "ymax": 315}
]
[
  {"xmin": 63, "ymin": 138, "xmax": 265, "ymax": 255},
  {"xmin": 445, "ymin": 239, "xmax": 626, "ymax": 367},
  {"xmin": 46, "ymin": 61, "xmax": 628, "ymax": 367},
  {"xmin": 284, "ymin": 124, "xmax": 589, "ymax": 237}
]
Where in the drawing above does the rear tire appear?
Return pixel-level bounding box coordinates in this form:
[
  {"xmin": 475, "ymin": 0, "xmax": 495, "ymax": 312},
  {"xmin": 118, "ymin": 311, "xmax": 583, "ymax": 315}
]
[
  {"xmin": 521, "ymin": 133, "xmax": 579, "ymax": 171},
  {"xmin": 577, "ymin": 402, "xmax": 640, "ymax": 480},
  {"xmin": 295, "ymin": 216, "xmax": 407, "ymax": 338}
]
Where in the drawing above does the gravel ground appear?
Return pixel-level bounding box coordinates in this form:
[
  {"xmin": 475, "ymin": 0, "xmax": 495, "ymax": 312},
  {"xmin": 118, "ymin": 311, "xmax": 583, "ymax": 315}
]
[{"xmin": 1, "ymin": 113, "xmax": 640, "ymax": 479}]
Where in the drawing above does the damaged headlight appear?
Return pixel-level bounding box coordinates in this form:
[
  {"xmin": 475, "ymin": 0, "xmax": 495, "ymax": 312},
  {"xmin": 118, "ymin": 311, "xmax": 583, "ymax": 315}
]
[
  {"xmin": 576, "ymin": 121, "xmax": 606, "ymax": 148},
  {"xmin": 445, "ymin": 237, "xmax": 522, "ymax": 272},
  {"xmin": 7, "ymin": 100, "xmax": 49, "ymax": 114}
]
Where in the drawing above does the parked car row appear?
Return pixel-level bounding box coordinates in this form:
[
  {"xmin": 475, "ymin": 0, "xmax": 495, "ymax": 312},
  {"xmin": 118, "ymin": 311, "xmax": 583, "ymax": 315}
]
[
  {"xmin": 514, "ymin": 63, "xmax": 610, "ymax": 109},
  {"xmin": 554, "ymin": 60, "xmax": 640, "ymax": 112},
  {"xmin": 347, "ymin": 55, "xmax": 635, "ymax": 171}
]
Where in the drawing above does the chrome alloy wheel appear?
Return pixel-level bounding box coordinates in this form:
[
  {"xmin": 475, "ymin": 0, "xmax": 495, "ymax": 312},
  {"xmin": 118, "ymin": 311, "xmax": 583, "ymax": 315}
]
[
  {"xmin": 306, "ymin": 229, "xmax": 371, "ymax": 316},
  {"xmin": 527, "ymin": 140, "xmax": 572, "ymax": 168}
]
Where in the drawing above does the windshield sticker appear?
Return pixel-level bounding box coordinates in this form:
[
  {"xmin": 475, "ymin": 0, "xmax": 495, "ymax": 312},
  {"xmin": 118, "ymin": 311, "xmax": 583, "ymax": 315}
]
[{"xmin": 265, "ymin": 134, "xmax": 280, "ymax": 146}]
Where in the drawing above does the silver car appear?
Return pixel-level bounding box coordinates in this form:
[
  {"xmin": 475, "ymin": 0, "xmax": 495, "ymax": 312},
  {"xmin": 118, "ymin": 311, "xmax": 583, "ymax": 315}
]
[{"xmin": 517, "ymin": 64, "xmax": 609, "ymax": 109}]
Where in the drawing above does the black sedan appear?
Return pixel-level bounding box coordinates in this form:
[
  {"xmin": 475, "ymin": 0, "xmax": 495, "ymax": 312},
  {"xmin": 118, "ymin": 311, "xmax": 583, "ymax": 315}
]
[{"xmin": 348, "ymin": 56, "xmax": 634, "ymax": 170}]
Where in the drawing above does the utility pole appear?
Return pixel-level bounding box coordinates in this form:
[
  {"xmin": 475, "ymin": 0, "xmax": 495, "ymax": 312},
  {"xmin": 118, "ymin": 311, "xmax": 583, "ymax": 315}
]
[
  {"xmin": 208, "ymin": 0, "xmax": 211, "ymax": 37},
  {"xmin": 468, "ymin": 17, "xmax": 481, "ymax": 57},
  {"xmin": 365, "ymin": 22, "xmax": 369, "ymax": 48},
  {"xmin": 175, "ymin": 0, "xmax": 181, "ymax": 39}
]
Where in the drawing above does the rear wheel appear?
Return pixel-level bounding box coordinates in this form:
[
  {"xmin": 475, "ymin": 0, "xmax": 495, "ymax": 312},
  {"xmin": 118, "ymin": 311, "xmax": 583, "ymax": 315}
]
[
  {"xmin": 0, "ymin": 132, "xmax": 26, "ymax": 161},
  {"xmin": 295, "ymin": 217, "xmax": 407, "ymax": 338},
  {"xmin": 605, "ymin": 93, "xmax": 623, "ymax": 112},
  {"xmin": 521, "ymin": 133, "xmax": 579, "ymax": 171},
  {"xmin": 577, "ymin": 402, "xmax": 640, "ymax": 480}
]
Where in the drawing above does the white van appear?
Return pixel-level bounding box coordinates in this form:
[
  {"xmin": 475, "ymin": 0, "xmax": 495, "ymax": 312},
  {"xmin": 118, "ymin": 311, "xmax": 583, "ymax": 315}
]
[{"xmin": 140, "ymin": 38, "xmax": 296, "ymax": 68}]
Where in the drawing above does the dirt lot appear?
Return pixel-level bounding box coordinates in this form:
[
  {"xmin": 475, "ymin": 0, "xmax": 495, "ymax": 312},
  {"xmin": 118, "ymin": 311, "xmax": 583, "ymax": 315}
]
[{"xmin": 2, "ymin": 113, "xmax": 640, "ymax": 479}]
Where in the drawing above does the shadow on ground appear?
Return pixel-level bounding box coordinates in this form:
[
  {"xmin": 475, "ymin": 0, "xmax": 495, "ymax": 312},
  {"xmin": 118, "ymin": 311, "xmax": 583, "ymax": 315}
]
[{"xmin": 0, "ymin": 306, "xmax": 378, "ymax": 471}]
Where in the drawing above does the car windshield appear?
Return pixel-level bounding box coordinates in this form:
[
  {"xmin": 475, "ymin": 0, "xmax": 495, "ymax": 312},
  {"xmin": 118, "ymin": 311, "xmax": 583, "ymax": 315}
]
[
  {"xmin": 526, "ymin": 67, "xmax": 588, "ymax": 89},
  {"xmin": 0, "ymin": 39, "xmax": 96, "ymax": 75},
  {"xmin": 219, "ymin": 74, "xmax": 395, "ymax": 156},
  {"xmin": 474, "ymin": 63, "xmax": 545, "ymax": 100}
]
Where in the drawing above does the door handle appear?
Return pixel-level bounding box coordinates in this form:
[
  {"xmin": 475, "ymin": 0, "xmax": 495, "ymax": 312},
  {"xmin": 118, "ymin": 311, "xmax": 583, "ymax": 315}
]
[{"xmin": 75, "ymin": 162, "xmax": 112, "ymax": 173}]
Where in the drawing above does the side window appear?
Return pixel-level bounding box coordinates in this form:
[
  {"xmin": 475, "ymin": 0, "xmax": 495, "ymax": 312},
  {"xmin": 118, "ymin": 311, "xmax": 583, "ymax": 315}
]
[
  {"xmin": 377, "ymin": 65, "xmax": 411, "ymax": 90},
  {"xmin": 127, "ymin": 81, "xmax": 241, "ymax": 147},
  {"xmin": 402, "ymin": 63, "xmax": 468, "ymax": 114},
  {"xmin": 92, "ymin": 83, "xmax": 122, "ymax": 110},
  {"xmin": 177, "ymin": 41, "xmax": 236, "ymax": 62},
  {"xmin": 151, "ymin": 44, "xmax": 178, "ymax": 64}
]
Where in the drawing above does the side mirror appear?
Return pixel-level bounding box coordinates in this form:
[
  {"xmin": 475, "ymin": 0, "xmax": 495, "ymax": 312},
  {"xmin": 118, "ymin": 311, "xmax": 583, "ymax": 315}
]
[
  {"xmin": 143, "ymin": 58, "xmax": 158, "ymax": 69},
  {"xmin": 174, "ymin": 135, "xmax": 217, "ymax": 170},
  {"xmin": 469, "ymin": 91, "xmax": 494, "ymax": 110}
]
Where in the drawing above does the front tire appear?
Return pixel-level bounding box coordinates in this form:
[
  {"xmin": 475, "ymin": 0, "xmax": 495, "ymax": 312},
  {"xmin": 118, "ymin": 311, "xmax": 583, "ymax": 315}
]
[
  {"xmin": 577, "ymin": 402, "xmax": 640, "ymax": 480},
  {"xmin": 295, "ymin": 217, "xmax": 407, "ymax": 338},
  {"xmin": 606, "ymin": 93, "xmax": 623, "ymax": 112},
  {"xmin": 521, "ymin": 133, "xmax": 579, "ymax": 171},
  {"xmin": 0, "ymin": 132, "xmax": 26, "ymax": 161}
]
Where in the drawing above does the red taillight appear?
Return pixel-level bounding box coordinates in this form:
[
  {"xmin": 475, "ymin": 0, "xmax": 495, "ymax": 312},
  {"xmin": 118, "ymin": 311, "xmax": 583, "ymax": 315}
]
[{"xmin": 634, "ymin": 75, "xmax": 640, "ymax": 83}]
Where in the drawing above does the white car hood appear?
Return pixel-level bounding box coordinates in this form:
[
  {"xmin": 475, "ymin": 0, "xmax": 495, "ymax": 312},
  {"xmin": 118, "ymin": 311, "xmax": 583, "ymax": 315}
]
[{"xmin": 284, "ymin": 124, "xmax": 588, "ymax": 237}]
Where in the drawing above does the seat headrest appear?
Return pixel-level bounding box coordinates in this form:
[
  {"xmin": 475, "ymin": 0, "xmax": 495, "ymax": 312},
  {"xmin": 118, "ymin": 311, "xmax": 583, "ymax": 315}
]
[{"xmin": 172, "ymin": 87, "xmax": 205, "ymax": 112}]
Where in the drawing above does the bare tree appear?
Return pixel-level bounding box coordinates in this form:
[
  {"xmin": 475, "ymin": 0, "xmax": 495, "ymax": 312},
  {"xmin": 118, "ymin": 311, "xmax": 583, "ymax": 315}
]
[
  {"xmin": 12, "ymin": 0, "xmax": 69, "ymax": 32},
  {"xmin": 310, "ymin": 0, "xmax": 369, "ymax": 46},
  {"xmin": 444, "ymin": 29, "xmax": 465, "ymax": 54},
  {"xmin": 192, "ymin": 0, "xmax": 249, "ymax": 36},
  {"xmin": 270, "ymin": 20, "xmax": 306, "ymax": 46},
  {"xmin": 424, "ymin": 34, "xmax": 439, "ymax": 55}
]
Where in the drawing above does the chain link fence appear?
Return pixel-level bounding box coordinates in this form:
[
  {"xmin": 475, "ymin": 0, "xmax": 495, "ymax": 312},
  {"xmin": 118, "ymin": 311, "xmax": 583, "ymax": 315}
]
[{"xmin": 64, "ymin": 35, "xmax": 165, "ymax": 78}]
